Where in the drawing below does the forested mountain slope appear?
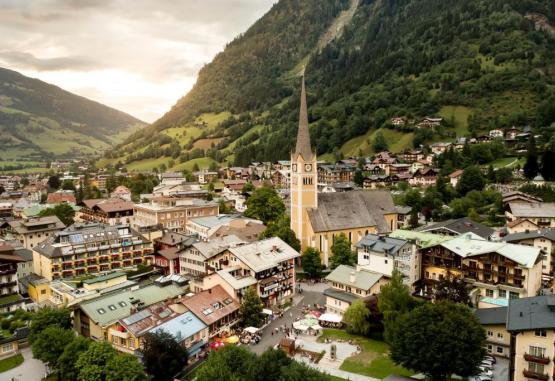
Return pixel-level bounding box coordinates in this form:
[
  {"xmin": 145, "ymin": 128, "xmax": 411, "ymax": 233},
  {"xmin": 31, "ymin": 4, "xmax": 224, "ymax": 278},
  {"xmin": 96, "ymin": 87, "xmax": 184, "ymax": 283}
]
[
  {"xmin": 105, "ymin": 0, "xmax": 555, "ymax": 171},
  {"xmin": 0, "ymin": 67, "xmax": 144, "ymax": 163}
]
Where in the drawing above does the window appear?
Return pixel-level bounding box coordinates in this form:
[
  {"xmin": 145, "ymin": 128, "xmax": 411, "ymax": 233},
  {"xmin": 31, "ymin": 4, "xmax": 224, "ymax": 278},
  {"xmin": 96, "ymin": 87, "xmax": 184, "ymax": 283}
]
[
  {"xmin": 535, "ymin": 329, "xmax": 547, "ymax": 337},
  {"xmin": 41, "ymin": 289, "xmax": 46, "ymax": 295},
  {"xmin": 498, "ymin": 290, "xmax": 507, "ymax": 298},
  {"xmin": 97, "ymin": 308, "xmax": 106, "ymax": 314},
  {"xmin": 496, "ymin": 346, "xmax": 503, "ymax": 354},
  {"xmin": 497, "ymin": 332, "xmax": 503, "ymax": 339},
  {"xmin": 486, "ymin": 290, "xmax": 494, "ymax": 297},
  {"xmin": 1, "ymin": 343, "xmax": 13, "ymax": 352},
  {"xmin": 487, "ymin": 344, "xmax": 492, "ymax": 352},
  {"xmin": 529, "ymin": 346, "xmax": 546, "ymax": 357},
  {"xmin": 528, "ymin": 362, "xmax": 545, "ymax": 374},
  {"xmin": 487, "ymin": 330, "xmax": 493, "ymax": 337},
  {"xmin": 509, "ymin": 292, "xmax": 519, "ymax": 299}
]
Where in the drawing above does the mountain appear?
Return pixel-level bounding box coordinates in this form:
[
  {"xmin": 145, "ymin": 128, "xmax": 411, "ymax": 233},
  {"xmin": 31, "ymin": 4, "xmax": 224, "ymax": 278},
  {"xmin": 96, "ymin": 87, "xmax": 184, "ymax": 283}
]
[
  {"xmin": 0, "ymin": 67, "xmax": 144, "ymax": 164},
  {"xmin": 106, "ymin": 0, "xmax": 555, "ymax": 172}
]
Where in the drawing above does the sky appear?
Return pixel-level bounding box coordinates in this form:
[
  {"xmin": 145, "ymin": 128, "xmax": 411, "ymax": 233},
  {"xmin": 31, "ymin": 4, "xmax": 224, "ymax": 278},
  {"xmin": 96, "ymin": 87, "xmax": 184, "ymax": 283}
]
[{"xmin": 0, "ymin": 0, "xmax": 276, "ymax": 122}]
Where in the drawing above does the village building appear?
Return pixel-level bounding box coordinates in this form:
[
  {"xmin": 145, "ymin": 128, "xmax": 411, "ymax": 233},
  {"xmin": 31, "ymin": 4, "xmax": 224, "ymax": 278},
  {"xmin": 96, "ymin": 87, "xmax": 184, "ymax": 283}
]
[
  {"xmin": 416, "ymin": 217, "xmax": 494, "ymax": 239},
  {"xmin": 8, "ymin": 216, "xmax": 65, "ymax": 249},
  {"xmin": 408, "ymin": 167, "xmax": 438, "ymax": 187},
  {"xmin": 448, "ymin": 169, "xmax": 464, "ymax": 188},
  {"xmin": 133, "ymin": 197, "xmax": 219, "ymax": 232},
  {"xmin": 474, "ymin": 307, "xmax": 510, "ymax": 358},
  {"xmin": 506, "ymin": 202, "xmax": 555, "ymax": 230},
  {"xmin": 503, "ymin": 229, "xmax": 555, "ymax": 283},
  {"xmin": 79, "ymin": 198, "xmax": 134, "ymax": 225},
  {"xmin": 110, "ymin": 185, "xmax": 132, "ymax": 201},
  {"xmin": 33, "ymin": 223, "xmax": 154, "ymax": 281},
  {"xmin": 324, "ymin": 265, "xmax": 388, "ymax": 316},
  {"xmin": 317, "ymin": 164, "xmax": 355, "ymax": 185},
  {"xmin": 0, "ymin": 243, "xmax": 25, "ymax": 312},
  {"xmin": 46, "ymin": 190, "xmax": 76, "ymax": 205},
  {"xmin": 185, "ymin": 214, "xmax": 264, "ymax": 242},
  {"xmin": 420, "ymin": 233, "xmax": 542, "ymax": 307}
]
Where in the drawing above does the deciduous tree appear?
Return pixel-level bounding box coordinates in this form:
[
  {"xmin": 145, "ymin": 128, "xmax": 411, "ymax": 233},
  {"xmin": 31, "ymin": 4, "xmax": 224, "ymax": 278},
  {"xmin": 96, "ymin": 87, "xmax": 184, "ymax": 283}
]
[
  {"xmin": 29, "ymin": 307, "xmax": 71, "ymax": 343},
  {"xmin": 343, "ymin": 299, "xmax": 370, "ymax": 335},
  {"xmin": 456, "ymin": 165, "xmax": 485, "ymax": 196},
  {"xmin": 301, "ymin": 247, "xmax": 323, "ymax": 279},
  {"xmin": 31, "ymin": 327, "xmax": 74, "ymax": 370},
  {"xmin": 244, "ymin": 186, "xmax": 285, "ymax": 224},
  {"xmin": 390, "ymin": 302, "xmax": 486, "ymax": 381},
  {"xmin": 140, "ymin": 330, "xmax": 188, "ymax": 381},
  {"xmin": 329, "ymin": 234, "xmax": 355, "ymax": 269},
  {"xmin": 240, "ymin": 287, "xmax": 263, "ymax": 328},
  {"xmin": 38, "ymin": 203, "xmax": 75, "ymax": 226}
]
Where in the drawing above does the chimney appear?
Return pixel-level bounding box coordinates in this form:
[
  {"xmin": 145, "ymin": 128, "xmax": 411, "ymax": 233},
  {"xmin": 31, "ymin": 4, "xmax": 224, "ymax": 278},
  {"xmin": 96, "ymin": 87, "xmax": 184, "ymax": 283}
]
[
  {"xmin": 208, "ymin": 288, "xmax": 212, "ymax": 294},
  {"xmin": 350, "ymin": 271, "xmax": 356, "ymax": 284},
  {"xmin": 272, "ymin": 245, "xmax": 277, "ymax": 252}
]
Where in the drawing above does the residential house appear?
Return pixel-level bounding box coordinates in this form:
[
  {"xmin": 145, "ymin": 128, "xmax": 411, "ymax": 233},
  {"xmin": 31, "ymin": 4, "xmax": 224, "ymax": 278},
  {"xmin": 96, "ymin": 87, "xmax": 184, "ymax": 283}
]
[
  {"xmin": 187, "ymin": 215, "xmax": 265, "ymax": 242},
  {"xmin": 33, "ymin": 223, "xmax": 154, "ymax": 281},
  {"xmin": 507, "ymin": 219, "xmax": 541, "ymax": 234},
  {"xmin": 180, "ymin": 285, "xmax": 240, "ymax": 338},
  {"xmin": 46, "ymin": 190, "xmax": 76, "ymax": 205},
  {"xmin": 154, "ymin": 231, "xmax": 196, "ymax": 275},
  {"xmin": 324, "ymin": 265, "xmax": 388, "ymax": 316},
  {"xmin": 502, "ymin": 191, "xmax": 542, "ymax": 207},
  {"xmin": 490, "ymin": 129, "xmax": 504, "ymax": 139},
  {"xmin": 356, "ymin": 234, "xmax": 420, "ymax": 288},
  {"xmin": 390, "ymin": 117, "xmax": 407, "ymax": 126},
  {"xmin": 395, "ymin": 206, "xmax": 412, "ymax": 229},
  {"xmin": 503, "ymin": 229, "xmax": 555, "ymax": 283},
  {"xmin": 417, "ymin": 117, "xmax": 443, "ymax": 129},
  {"xmin": 80, "ymin": 198, "xmax": 134, "ymax": 225},
  {"xmin": 0, "ymin": 243, "xmax": 25, "ymax": 312},
  {"xmin": 449, "ymin": 169, "xmax": 464, "ymax": 188},
  {"xmin": 409, "ymin": 167, "xmax": 438, "ymax": 187},
  {"xmin": 8, "ymin": 216, "xmax": 65, "ymax": 249},
  {"xmin": 271, "ymin": 170, "xmax": 291, "ymax": 189},
  {"xmin": 506, "ymin": 203, "xmax": 555, "ymax": 230},
  {"xmin": 110, "ymin": 186, "xmax": 132, "ymax": 202},
  {"xmin": 475, "ymin": 307, "xmax": 510, "ymax": 358},
  {"xmin": 195, "ymin": 170, "xmax": 219, "ymax": 185},
  {"xmin": 430, "ymin": 142, "xmax": 452, "ymax": 155},
  {"xmin": 416, "ymin": 217, "xmax": 494, "ymax": 239},
  {"xmin": 317, "ymin": 164, "xmax": 355, "ymax": 185},
  {"xmin": 179, "ymin": 235, "xmax": 245, "ymax": 278}
]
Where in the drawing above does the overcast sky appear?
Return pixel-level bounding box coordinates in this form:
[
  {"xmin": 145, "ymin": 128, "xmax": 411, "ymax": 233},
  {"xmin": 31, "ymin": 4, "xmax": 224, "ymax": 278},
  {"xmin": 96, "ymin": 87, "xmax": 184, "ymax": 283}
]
[{"xmin": 0, "ymin": 0, "xmax": 275, "ymax": 122}]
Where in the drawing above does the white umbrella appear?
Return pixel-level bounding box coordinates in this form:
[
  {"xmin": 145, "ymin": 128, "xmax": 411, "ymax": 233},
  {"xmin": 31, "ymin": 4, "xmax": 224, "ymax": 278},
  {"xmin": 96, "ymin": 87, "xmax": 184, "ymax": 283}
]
[
  {"xmin": 318, "ymin": 313, "xmax": 342, "ymax": 323},
  {"xmin": 243, "ymin": 326, "xmax": 259, "ymax": 334},
  {"xmin": 293, "ymin": 321, "xmax": 309, "ymax": 331}
]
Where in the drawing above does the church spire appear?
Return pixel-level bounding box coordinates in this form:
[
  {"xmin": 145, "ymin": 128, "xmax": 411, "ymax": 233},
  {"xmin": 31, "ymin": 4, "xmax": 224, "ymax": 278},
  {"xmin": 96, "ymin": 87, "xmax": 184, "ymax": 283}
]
[{"xmin": 294, "ymin": 74, "xmax": 313, "ymax": 161}]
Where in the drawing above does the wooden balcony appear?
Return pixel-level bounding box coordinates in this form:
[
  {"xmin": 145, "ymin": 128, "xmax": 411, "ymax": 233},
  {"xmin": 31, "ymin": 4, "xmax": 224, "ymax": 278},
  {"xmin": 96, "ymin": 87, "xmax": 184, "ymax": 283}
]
[
  {"xmin": 525, "ymin": 354, "xmax": 550, "ymax": 364},
  {"xmin": 523, "ymin": 370, "xmax": 549, "ymax": 380}
]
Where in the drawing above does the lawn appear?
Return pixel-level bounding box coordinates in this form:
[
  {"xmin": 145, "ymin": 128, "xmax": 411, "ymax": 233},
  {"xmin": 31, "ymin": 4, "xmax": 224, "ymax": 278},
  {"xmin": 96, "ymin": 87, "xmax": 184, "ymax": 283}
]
[
  {"xmin": 125, "ymin": 157, "xmax": 172, "ymax": 172},
  {"xmin": 438, "ymin": 105, "xmax": 474, "ymax": 137},
  {"xmin": 339, "ymin": 128, "xmax": 415, "ymax": 157},
  {"xmin": 490, "ymin": 156, "xmax": 525, "ymax": 169},
  {"xmin": 171, "ymin": 157, "xmax": 217, "ymax": 172},
  {"xmin": 0, "ymin": 353, "xmax": 24, "ymax": 373},
  {"xmin": 318, "ymin": 329, "xmax": 413, "ymax": 379},
  {"xmin": 0, "ymin": 294, "xmax": 22, "ymax": 305}
]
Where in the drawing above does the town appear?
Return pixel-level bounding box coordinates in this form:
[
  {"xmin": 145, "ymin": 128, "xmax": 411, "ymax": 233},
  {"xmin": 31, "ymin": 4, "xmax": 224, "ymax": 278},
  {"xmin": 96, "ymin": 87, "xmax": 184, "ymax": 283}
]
[{"xmin": 0, "ymin": 75, "xmax": 552, "ymax": 381}]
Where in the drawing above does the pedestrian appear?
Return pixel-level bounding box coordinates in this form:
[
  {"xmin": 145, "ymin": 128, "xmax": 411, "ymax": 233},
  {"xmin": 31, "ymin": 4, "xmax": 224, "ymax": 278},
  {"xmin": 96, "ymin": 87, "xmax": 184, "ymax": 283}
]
[
  {"xmin": 271, "ymin": 330, "xmax": 274, "ymax": 336},
  {"xmin": 289, "ymin": 312, "xmax": 292, "ymax": 318}
]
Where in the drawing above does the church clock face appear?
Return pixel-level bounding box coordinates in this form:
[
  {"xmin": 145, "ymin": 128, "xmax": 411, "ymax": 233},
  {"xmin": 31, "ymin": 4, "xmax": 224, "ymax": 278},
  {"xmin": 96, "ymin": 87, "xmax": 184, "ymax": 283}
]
[
  {"xmin": 304, "ymin": 164, "xmax": 312, "ymax": 172},
  {"xmin": 292, "ymin": 164, "xmax": 297, "ymax": 172}
]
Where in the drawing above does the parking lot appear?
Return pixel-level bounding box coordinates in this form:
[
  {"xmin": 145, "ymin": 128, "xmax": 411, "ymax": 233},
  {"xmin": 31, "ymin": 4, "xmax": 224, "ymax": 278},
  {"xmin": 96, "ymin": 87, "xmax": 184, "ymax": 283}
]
[{"xmin": 493, "ymin": 357, "xmax": 509, "ymax": 380}]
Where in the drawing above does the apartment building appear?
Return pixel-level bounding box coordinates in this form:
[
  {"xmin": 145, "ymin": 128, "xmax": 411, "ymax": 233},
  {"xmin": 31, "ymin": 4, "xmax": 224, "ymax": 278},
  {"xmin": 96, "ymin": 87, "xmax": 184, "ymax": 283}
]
[
  {"xmin": 324, "ymin": 265, "xmax": 388, "ymax": 316},
  {"xmin": 8, "ymin": 216, "xmax": 65, "ymax": 249},
  {"xmin": 506, "ymin": 203, "xmax": 555, "ymax": 231},
  {"xmin": 503, "ymin": 229, "xmax": 555, "ymax": 283},
  {"xmin": 507, "ymin": 295, "xmax": 555, "ymax": 381},
  {"xmin": 33, "ymin": 223, "xmax": 154, "ymax": 281},
  {"xmin": 179, "ymin": 235, "xmax": 245, "ymax": 277},
  {"xmin": 186, "ymin": 214, "xmax": 265, "ymax": 242},
  {"xmin": 0, "ymin": 243, "xmax": 25, "ymax": 312},
  {"xmin": 205, "ymin": 237, "xmax": 299, "ymax": 307},
  {"xmin": 133, "ymin": 197, "xmax": 218, "ymax": 232},
  {"xmin": 317, "ymin": 164, "xmax": 354, "ymax": 185},
  {"xmin": 475, "ymin": 307, "xmax": 510, "ymax": 358},
  {"xmin": 420, "ymin": 233, "xmax": 542, "ymax": 307}
]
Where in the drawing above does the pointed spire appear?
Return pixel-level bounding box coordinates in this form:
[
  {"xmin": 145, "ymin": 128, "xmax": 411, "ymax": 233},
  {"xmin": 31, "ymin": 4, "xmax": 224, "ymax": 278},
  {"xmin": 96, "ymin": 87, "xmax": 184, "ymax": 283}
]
[{"xmin": 295, "ymin": 74, "xmax": 313, "ymax": 161}]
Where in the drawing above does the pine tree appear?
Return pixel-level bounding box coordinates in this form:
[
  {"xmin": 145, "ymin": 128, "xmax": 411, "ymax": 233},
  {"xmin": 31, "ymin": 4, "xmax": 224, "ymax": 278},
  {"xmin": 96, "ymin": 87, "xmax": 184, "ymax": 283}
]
[
  {"xmin": 540, "ymin": 148, "xmax": 555, "ymax": 181},
  {"xmin": 524, "ymin": 135, "xmax": 539, "ymax": 180}
]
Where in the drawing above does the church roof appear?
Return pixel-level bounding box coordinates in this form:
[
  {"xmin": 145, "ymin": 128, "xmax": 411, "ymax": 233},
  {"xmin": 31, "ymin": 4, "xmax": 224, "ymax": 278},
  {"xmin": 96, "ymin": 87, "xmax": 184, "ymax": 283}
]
[
  {"xmin": 307, "ymin": 190, "xmax": 395, "ymax": 233},
  {"xmin": 294, "ymin": 75, "xmax": 313, "ymax": 161}
]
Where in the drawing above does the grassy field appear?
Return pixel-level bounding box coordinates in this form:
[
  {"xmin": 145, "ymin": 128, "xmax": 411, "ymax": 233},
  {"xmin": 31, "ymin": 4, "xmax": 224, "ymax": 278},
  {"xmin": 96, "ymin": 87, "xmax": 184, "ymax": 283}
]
[
  {"xmin": 491, "ymin": 156, "xmax": 525, "ymax": 169},
  {"xmin": 318, "ymin": 329, "xmax": 413, "ymax": 379},
  {"xmin": 438, "ymin": 105, "xmax": 473, "ymax": 136},
  {"xmin": 193, "ymin": 138, "xmax": 225, "ymax": 150},
  {"xmin": 339, "ymin": 128, "xmax": 415, "ymax": 157},
  {"xmin": 171, "ymin": 157, "xmax": 217, "ymax": 172},
  {"xmin": 0, "ymin": 353, "xmax": 24, "ymax": 373},
  {"xmin": 125, "ymin": 157, "xmax": 172, "ymax": 171},
  {"xmin": 0, "ymin": 167, "xmax": 50, "ymax": 174}
]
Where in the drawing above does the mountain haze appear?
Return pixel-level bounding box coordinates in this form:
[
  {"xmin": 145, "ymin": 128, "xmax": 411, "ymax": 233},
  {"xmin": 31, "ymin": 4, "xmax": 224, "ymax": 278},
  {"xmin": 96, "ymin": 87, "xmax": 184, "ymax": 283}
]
[
  {"xmin": 0, "ymin": 67, "xmax": 144, "ymax": 163},
  {"xmin": 106, "ymin": 0, "xmax": 555, "ymax": 171}
]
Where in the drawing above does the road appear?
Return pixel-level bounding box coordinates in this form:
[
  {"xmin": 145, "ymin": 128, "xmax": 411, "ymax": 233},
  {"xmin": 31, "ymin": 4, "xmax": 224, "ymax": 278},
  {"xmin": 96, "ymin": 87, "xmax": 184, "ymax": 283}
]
[
  {"xmin": 249, "ymin": 283, "xmax": 326, "ymax": 355},
  {"xmin": 3, "ymin": 347, "xmax": 47, "ymax": 381}
]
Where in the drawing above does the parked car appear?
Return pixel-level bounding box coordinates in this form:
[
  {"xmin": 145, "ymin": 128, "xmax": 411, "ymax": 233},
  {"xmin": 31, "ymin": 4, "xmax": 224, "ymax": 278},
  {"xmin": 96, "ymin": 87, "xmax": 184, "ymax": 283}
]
[
  {"xmin": 478, "ymin": 368, "xmax": 494, "ymax": 378},
  {"xmin": 480, "ymin": 362, "xmax": 494, "ymax": 370},
  {"xmin": 470, "ymin": 376, "xmax": 492, "ymax": 381}
]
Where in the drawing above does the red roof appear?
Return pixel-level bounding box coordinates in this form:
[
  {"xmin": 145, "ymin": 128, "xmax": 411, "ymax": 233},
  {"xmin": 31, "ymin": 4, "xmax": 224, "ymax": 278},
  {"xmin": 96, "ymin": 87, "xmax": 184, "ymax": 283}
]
[{"xmin": 46, "ymin": 193, "xmax": 76, "ymax": 204}]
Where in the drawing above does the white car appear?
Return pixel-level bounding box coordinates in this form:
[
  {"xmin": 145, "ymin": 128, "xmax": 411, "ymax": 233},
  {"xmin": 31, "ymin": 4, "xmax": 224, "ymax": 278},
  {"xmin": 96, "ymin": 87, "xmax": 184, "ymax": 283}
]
[
  {"xmin": 478, "ymin": 368, "xmax": 494, "ymax": 378},
  {"xmin": 483, "ymin": 355, "xmax": 496, "ymax": 364},
  {"xmin": 471, "ymin": 376, "xmax": 492, "ymax": 381},
  {"xmin": 481, "ymin": 361, "xmax": 494, "ymax": 369}
]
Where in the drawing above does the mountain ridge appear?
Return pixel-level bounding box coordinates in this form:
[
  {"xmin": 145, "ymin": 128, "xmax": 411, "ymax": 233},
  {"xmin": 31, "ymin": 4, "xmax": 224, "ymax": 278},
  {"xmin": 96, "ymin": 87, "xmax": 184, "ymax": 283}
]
[
  {"xmin": 105, "ymin": 0, "xmax": 555, "ymax": 171},
  {"xmin": 0, "ymin": 67, "xmax": 144, "ymax": 165}
]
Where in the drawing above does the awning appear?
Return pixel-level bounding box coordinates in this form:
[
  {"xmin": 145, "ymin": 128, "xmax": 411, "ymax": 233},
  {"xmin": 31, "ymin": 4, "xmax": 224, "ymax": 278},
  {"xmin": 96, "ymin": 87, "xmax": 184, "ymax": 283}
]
[
  {"xmin": 293, "ymin": 321, "xmax": 309, "ymax": 331},
  {"xmin": 262, "ymin": 308, "xmax": 273, "ymax": 315},
  {"xmin": 243, "ymin": 326, "xmax": 259, "ymax": 334},
  {"xmin": 318, "ymin": 313, "xmax": 342, "ymax": 323}
]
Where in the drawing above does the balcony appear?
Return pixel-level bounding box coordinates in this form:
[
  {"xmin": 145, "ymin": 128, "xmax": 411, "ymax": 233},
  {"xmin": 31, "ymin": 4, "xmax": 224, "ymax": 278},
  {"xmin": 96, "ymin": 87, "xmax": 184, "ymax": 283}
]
[
  {"xmin": 523, "ymin": 370, "xmax": 549, "ymax": 380},
  {"xmin": 525, "ymin": 354, "xmax": 551, "ymax": 365}
]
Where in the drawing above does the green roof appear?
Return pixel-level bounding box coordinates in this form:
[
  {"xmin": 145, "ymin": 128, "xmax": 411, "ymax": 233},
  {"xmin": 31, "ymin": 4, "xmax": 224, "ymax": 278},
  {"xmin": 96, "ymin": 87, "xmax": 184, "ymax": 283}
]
[
  {"xmin": 83, "ymin": 272, "xmax": 126, "ymax": 285},
  {"xmin": 389, "ymin": 229, "xmax": 452, "ymax": 248},
  {"xmin": 0, "ymin": 294, "xmax": 22, "ymax": 306},
  {"xmin": 80, "ymin": 283, "xmax": 187, "ymax": 326}
]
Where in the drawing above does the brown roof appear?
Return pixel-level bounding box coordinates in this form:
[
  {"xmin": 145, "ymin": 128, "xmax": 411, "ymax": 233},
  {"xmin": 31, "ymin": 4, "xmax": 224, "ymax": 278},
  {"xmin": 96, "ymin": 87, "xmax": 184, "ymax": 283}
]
[
  {"xmin": 449, "ymin": 169, "xmax": 464, "ymax": 178},
  {"xmin": 293, "ymin": 75, "xmax": 313, "ymax": 161},
  {"xmin": 158, "ymin": 247, "xmax": 179, "ymax": 260},
  {"xmin": 211, "ymin": 221, "xmax": 266, "ymax": 242},
  {"xmin": 46, "ymin": 193, "xmax": 76, "ymax": 204},
  {"xmin": 8, "ymin": 216, "xmax": 65, "ymax": 234},
  {"xmin": 82, "ymin": 198, "xmax": 134, "ymax": 213},
  {"xmin": 307, "ymin": 190, "xmax": 396, "ymax": 233},
  {"xmin": 180, "ymin": 285, "xmax": 239, "ymax": 326},
  {"xmin": 507, "ymin": 218, "xmax": 538, "ymax": 228}
]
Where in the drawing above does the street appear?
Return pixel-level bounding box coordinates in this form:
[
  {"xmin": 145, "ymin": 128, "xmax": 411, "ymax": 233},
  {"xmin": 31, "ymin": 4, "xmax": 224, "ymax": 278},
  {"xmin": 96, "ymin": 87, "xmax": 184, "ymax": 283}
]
[
  {"xmin": 3, "ymin": 347, "xmax": 47, "ymax": 381},
  {"xmin": 248, "ymin": 282, "xmax": 327, "ymax": 355}
]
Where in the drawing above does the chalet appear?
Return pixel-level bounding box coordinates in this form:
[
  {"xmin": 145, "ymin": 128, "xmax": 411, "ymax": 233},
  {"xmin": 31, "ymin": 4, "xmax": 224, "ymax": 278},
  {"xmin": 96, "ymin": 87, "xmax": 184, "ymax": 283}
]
[
  {"xmin": 409, "ymin": 167, "xmax": 438, "ymax": 187},
  {"xmin": 110, "ymin": 186, "xmax": 132, "ymax": 202},
  {"xmin": 430, "ymin": 142, "xmax": 452, "ymax": 155},
  {"xmin": 489, "ymin": 129, "xmax": 504, "ymax": 139},
  {"xmin": 448, "ymin": 169, "xmax": 464, "ymax": 187},
  {"xmin": 416, "ymin": 217, "xmax": 494, "ymax": 239},
  {"xmin": 194, "ymin": 170, "xmax": 219, "ymax": 185},
  {"xmin": 400, "ymin": 150, "xmax": 425, "ymax": 163},
  {"xmin": 80, "ymin": 198, "xmax": 134, "ymax": 225},
  {"xmin": 317, "ymin": 164, "xmax": 355, "ymax": 185},
  {"xmin": 390, "ymin": 117, "xmax": 407, "ymax": 126},
  {"xmin": 271, "ymin": 170, "xmax": 290, "ymax": 188},
  {"xmin": 502, "ymin": 191, "xmax": 542, "ymax": 207},
  {"xmin": 417, "ymin": 117, "xmax": 442, "ymax": 129}
]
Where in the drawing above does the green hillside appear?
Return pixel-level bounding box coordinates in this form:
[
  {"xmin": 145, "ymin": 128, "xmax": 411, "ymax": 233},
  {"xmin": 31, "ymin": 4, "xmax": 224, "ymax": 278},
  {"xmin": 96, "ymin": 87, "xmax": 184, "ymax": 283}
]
[
  {"xmin": 105, "ymin": 0, "xmax": 555, "ymax": 171},
  {"xmin": 0, "ymin": 67, "xmax": 144, "ymax": 166}
]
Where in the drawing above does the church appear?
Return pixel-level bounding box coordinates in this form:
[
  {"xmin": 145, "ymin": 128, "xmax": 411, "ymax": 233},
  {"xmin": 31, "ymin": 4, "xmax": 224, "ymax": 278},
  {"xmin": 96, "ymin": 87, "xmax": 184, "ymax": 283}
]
[{"xmin": 290, "ymin": 77, "xmax": 398, "ymax": 266}]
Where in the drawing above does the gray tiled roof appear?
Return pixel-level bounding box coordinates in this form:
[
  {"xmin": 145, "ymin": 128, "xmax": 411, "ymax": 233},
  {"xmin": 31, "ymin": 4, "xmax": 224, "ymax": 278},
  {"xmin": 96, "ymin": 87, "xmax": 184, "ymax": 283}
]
[
  {"xmin": 502, "ymin": 229, "xmax": 555, "ymax": 243},
  {"xmin": 509, "ymin": 202, "xmax": 555, "ymax": 218},
  {"xmin": 507, "ymin": 295, "xmax": 555, "ymax": 331},
  {"xmin": 416, "ymin": 217, "xmax": 494, "ymax": 239},
  {"xmin": 474, "ymin": 307, "xmax": 507, "ymax": 325},
  {"xmin": 325, "ymin": 265, "xmax": 384, "ymax": 291},
  {"xmin": 307, "ymin": 190, "xmax": 395, "ymax": 233},
  {"xmin": 356, "ymin": 234, "xmax": 407, "ymax": 256},
  {"xmin": 323, "ymin": 288, "xmax": 360, "ymax": 304}
]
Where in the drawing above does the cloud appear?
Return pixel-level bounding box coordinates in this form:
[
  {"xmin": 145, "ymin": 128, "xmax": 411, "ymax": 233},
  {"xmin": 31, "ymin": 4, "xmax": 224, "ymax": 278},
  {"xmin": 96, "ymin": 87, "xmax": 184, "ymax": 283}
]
[
  {"xmin": 0, "ymin": 0, "xmax": 275, "ymax": 122},
  {"xmin": 0, "ymin": 51, "xmax": 101, "ymax": 71}
]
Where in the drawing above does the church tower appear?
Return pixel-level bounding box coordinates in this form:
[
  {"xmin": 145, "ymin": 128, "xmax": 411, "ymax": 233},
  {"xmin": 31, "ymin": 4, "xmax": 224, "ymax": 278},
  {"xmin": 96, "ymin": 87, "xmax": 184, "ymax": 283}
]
[{"xmin": 290, "ymin": 75, "xmax": 317, "ymax": 250}]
